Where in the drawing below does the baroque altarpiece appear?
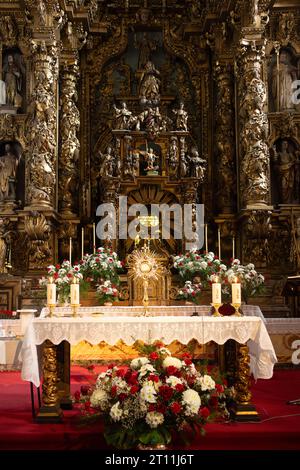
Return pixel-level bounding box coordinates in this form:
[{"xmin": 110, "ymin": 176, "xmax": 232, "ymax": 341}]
[{"xmin": 0, "ymin": 0, "xmax": 300, "ymax": 318}]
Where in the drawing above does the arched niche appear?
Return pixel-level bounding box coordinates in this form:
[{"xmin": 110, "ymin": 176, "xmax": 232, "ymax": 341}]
[
  {"xmin": 0, "ymin": 140, "xmax": 24, "ymax": 209},
  {"xmin": 268, "ymin": 47, "xmax": 300, "ymax": 113},
  {"xmin": 270, "ymin": 137, "xmax": 300, "ymax": 205}
]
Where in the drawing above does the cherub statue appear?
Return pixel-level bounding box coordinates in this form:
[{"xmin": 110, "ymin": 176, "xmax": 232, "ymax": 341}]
[{"xmin": 139, "ymin": 147, "xmax": 159, "ymax": 174}]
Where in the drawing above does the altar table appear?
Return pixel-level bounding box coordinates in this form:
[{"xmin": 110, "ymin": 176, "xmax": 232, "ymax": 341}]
[{"xmin": 20, "ymin": 313, "xmax": 277, "ymax": 422}]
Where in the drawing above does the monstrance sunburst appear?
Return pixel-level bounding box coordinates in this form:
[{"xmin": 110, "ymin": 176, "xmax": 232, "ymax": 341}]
[{"xmin": 127, "ymin": 245, "xmax": 164, "ymax": 316}]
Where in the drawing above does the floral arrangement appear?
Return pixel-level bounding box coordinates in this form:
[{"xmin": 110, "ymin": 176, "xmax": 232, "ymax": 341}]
[
  {"xmin": 177, "ymin": 281, "xmax": 202, "ymax": 304},
  {"xmin": 97, "ymin": 280, "xmax": 119, "ymax": 305},
  {"xmin": 0, "ymin": 309, "xmax": 16, "ymax": 319},
  {"xmin": 222, "ymin": 259, "xmax": 265, "ymax": 303},
  {"xmin": 39, "ymin": 260, "xmax": 83, "ymax": 303},
  {"xmin": 173, "ymin": 251, "xmax": 227, "ymax": 285},
  {"xmin": 74, "ymin": 343, "xmax": 233, "ymax": 449},
  {"xmin": 80, "ymin": 247, "xmax": 124, "ymax": 285}
]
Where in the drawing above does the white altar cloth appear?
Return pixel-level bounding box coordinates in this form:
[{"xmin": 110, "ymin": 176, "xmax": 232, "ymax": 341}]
[{"xmin": 21, "ymin": 315, "xmax": 276, "ymax": 387}]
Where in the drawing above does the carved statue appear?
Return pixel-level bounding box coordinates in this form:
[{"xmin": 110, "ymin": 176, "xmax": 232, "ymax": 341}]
[
  {"xmin": 189, "ymin": 147, "xmax": 206, "ymax": 181},
  {"xmin": 139, "ymin": 147, "xmax": 159, "ymax": 173},
  {"xmin": 98, "ymin": 146, "xmax": 116, "ymax": 178},
  {"xmin": 168, "ymin": 138, "xmax": 179, "ymax": 177},
  {"xmin": 2, "ymin": 54, "xmax": 22, "ymax": 107},
  {"xmin": 0, "ymin": 143, "xmax": 19, "ymax": 202},
  {"xmin": 271, "ymin": 51, "xmax": 298, "ymax": 111},
  {"xmin": 172, "ymin": 102, "xmax": 188, "ymax": 131},
  {"xmin": 134, "ymin": 32, "xmax": 157, "ymax": 70},
  {"xmin": 136, "ymin": 106, "xmax": 162, "ymax": 139},
  {"xmin": 37, "ymin": 0, "xmax": 47, "ymax": 26},
  {"xmin": 290, "ymin": 216, "xmax": 300, "ymax": 272},
  {"xmin": 0, "ymin": 218, "xmax": 10, "ymax": 274},
  {"xmin": 113, "ymin": 102, "xmax": 135, "ymax": 130},
  {"xmin": 180, "ymin": 154, "xmax": 188, "ymax": 178},
  {"xmin": 139, "ymin": 61, "xmax": 161, "ymax": 103},
  {"xmin": 273, "ymin": 140, "xmax": 299, "ymax": 204},
  {"xmin": 0, "ymin": 80, "xmax": 6, "ymax": 105}
]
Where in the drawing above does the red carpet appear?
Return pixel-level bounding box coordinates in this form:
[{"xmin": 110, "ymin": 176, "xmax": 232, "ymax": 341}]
[{"xmin": 0, "ymin": 367, "xmax": 300, "ymax": 450}]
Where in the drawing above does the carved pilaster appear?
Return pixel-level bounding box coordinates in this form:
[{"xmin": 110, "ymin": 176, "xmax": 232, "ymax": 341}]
[
  {"xmin": 59, "ymin": 62, "xmax": 80, "ymax": 217},
  {"xmin": 25, "ymin": 40, "xmax": 58, "ymax": 208},
  {"xmin": 242, "ymin": 209, "xmax": 272, "ymax": 268},
  {"xmin": 214, "ymin": 62, "xmax": 236, "ymax": 214},
  {"xmin": 237, "ymin": 41, "xmax": 271, "ymax": 208}
]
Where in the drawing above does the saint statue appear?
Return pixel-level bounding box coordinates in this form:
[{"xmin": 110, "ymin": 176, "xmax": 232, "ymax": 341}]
[
  {"xmin": 172, "ymin": 102, "xmax": 188, "ymax": 131},
  {"xmin": 139, "ymin": 147, "xmax": 159, "ymax": 174},
  {"xmin": 98, "ymin": 146, "xmax": 116, "ymax": 178},
  {"xmin": 2, "ymin": 54, "xmax": 23, "ymax": 107},
  {"xmin": 113, "ymin": 102, "xmax": 135, "ymax": 130},
  {"xmin": 271, "ymin": 51, "xmax": 298, "ymax": 111},
  {"xmin": 273, "ymin": 140, "xmax": 298, "ymax": 204},
  {"xmin": 139, "ymin": 61, "xmax": 161, "ymax": 103},
  {"xmin": 189, "ymin": 147, "xmax": 206, "ymax": 180},
  {"xmin": 134, "ymin": 32, "xmax": 157, "ymax": 70},
  {"xmin": 168, "ymin": 138, "xmax": 179, "ymax": 177},
  {"xmin": 0, "ymin": 143, "xmax": 19, "ymax": 202},
  {"xmin": 0, "ymin": 218, "xmax": 10, "ymax": 274}
]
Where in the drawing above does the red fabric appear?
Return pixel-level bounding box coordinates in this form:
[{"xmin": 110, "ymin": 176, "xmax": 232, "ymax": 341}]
[{"xmin": 0, "ymin": 367, "xmax": 300, "ymax": 450}]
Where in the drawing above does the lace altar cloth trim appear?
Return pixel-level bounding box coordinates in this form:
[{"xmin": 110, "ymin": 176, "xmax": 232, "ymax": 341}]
[{"xmin": 20, "ymin": 315, "xmax": 276, "ymax": 387}]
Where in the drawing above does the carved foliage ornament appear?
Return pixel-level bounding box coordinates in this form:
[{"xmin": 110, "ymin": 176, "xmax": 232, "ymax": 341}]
[{"xmin": 24, "ymin": 211, "xmax": 52, "ymax": 269}]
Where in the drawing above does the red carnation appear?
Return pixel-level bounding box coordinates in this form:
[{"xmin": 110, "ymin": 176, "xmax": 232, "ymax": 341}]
[
  {"xmin": 80, "ymin": 385, "xmax": 91, "ymax": 396},
  {"xmin": 84, "ymin": 400, "xmax": 91, "ymax": 410},
  {"xmin": 156, "ymin": 403, "xmax": 167, "ymax": 414},
  {"xmin": 119, "ymin": 393, "xmax": 127, "ymax": 402},
  {"xmin": 175, "ymin": 383, "xmax": 185, "ymax": 393},
  {"xmin": 166, "ymin": 366, "xmax": 181, "ymax": 378},
  {"xmin": 209, "ymin": 396, "xmax": 218, "ymax": 408},
  {"xmin": 200, "ymin": 406, "xmax": 210, "ymax": 419},
  {"xmin": 107, "ymin": 363, "xmax": 116, "ymax": 370},
  {"xmin": 155, "ymin": 341, "xmax": 164, "ymax": 348},
  {"xmin": 111, "ymin": 385, "xmax": 117, "ymax": 397},
  {"xmin": 149, "ymin": 352, "xmax": 159, "ymax": 361},
  {"xmin": 170, "ymin": 402, "xmax": 182, "ymax": 414},
  {"xmin": 159, "ymin": 385, "xmax": 173, "ymax": 401},
  {"xmin": 216, "ymin": 384, "xmax": 224, "ymax": 394},
  {"xmin": 148, "ymin": 374, "xmax": 159, "ymax": 383},
  {"xmin": 182, "ymin": 352, "xmax": 192, "ymax": 360},
  {"xmin": 116, "ymin": 368, "xmax": 126, "ymax": 378},
  {"xmin": 74, "ymin": 391, "xmax": 81, "ymax": 401},
  {"xmin": 55, "ymin": 264, "xmax": 60, "ymax": 269},
  {"xmin": 130, "ymin": 385, "xmax": 139, "ymax": 395},
  {"xmin": 148, "ymin": 404, "xmax": 156, "ymax": 412},
  {"xmin": 127, "ymin": 372, "xmax": 138, "ymax": 385},
  {"xmin": 184, "ymin": 358, "xmax": 192, "ymax": 366}
]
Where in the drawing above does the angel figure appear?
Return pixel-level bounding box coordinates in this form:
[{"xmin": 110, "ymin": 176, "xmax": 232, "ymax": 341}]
[
  {"xmin": 139, "ymin": 147, "xmax": 159, "ymax": 174},
  {"xmin": 172, "ymin": 102, "xmax": 188, "ymax": 131},
  {"xmin": 98, "ymin": 146, "xmax": 115, "ymax": 178}
]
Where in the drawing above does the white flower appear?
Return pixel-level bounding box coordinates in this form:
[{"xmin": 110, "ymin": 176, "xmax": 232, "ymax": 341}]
[
  {"xmin": 110, "ymin": 402, "xmax": 123, "ymax": 421},
  {"xmin": 199, "ymin": 261, "xmax": 208, "ymax": 269},
  {"xmin": 182, "ymin": 389, "xmax": 201, "ymax": 415},
  {"xmin": 90, "ymin": 389, "xmax": 109, "ymax": 408},
  {"xmin": 159, "ymin": 347, "xmax": 171, "ymax": 356},
  {"xmin": 166, "ymin": 376, "xmax": 183, "ymax": 387},
  {"xmin": 130, "ymin": 357, "xmax": 149, "ymax": 370},
  {"xmin": 162, "ymin": 356, "xmax": 182, "ymax": 369},
  {"xmin": 197, "ymin": 374, "xmax": 216, "ymax": 391},
  {"xmin": 140, "ymin": 384, "xmax": 157, "ymax": 403},
  {"xmin": 145, "ymin": 411, "xmax": 164, "ymax": 429},
  {"xmin": 139, "ymin": 364, "xmax": 156, "ymax": 378}
]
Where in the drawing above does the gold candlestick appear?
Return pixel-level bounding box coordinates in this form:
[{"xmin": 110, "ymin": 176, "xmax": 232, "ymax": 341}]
[
  {"xmin": 231, "ymin": 302, "xmax": 242, "ymax": 316},
  {"xmin": 211, "ymin": 302, "xmax": 223, "ymax": 317},
  {"xmin": 48, "ymin": 304, "xmax": 56, "ymax": 318},
  {"xmin": 71, "ymin": 303, "xmax": 80, "ymax": 317}
]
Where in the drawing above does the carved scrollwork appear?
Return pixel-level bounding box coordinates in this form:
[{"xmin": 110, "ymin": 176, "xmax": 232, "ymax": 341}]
[{"xmin": 24, "ymin": 211, "xmax": 52, "ymax": 269}]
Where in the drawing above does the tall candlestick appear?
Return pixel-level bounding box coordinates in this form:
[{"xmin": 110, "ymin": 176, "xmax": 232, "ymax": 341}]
[
  {"xmin": 69, "ymin": 237, "xmax": 72, "ymax": 265},
  {"xmin": 218, "ymin": 228, "xmax": 221, "ymax": 260},
  {"xmin": 232, "ymin": 277, "xmax": 241, "ymax": 304},
  {"xmin": 232, "ymin": 236, "xmax": 235, "ymax": 260},
  {"xmin": 205, "ymin": 224, "xmax": 208, "ymax": 252},
  {"xmin": 71, "ymin": 280, "xmax": 80, "ymax": 305},
  {"xmin": 81, "ymin": 227, "xmax": 84, "ymax": 260},
  {"xmin": 212, "ymin": 277, "xmax": 222, "ymax": 304},
  {"xmin": 93, "ymin": 223, "xmax": 96, "ymax": 254},
  {"xmin": 47, "ymin": 280, "xmax": 56, "ymax": 305}
]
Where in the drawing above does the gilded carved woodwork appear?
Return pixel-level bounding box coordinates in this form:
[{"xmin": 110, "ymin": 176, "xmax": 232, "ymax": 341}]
[
  {"xmin": 235, "ymin": 344, "xmax": 252, "ymax": 405},
  {"xmin": 24, "ymin": 211, "xmax": 52, "ymax": 270}
]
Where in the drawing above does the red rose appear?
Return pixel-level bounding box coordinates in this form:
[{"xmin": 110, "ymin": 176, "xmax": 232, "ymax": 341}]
[
  {"xmin": 149, "ymin": 352, "xmax": 159, "ymax": 361},
  {"xmin": 175, "ymin": 383, "xmax": 185, "ymax": 393},
  {"xmin": 127, "ymin": 372, "xmax": 138, "ymax": 385},
  {"xmin": 53, "ymin": 273, "xmax": 59, "ymax": 279},
  {"xmin": 170, "ymin": 402, "xmax": 182, "ymax": 414},
  {"xmin": 216, "ymin": 384, "xmax": 224, "ymax": 394},
  {"xmin": 200, "ymin": 406, "xmax": 210, "ymax": 418},
  {"xmin": 159, "ymin": 385, "xmax": 173, "ymax": 401},
  {"xmin": 74, "ymin": 391, "xmax": 81, "ymax": 401},
  {"xmin": 130, "ymin": 385, "xmax": 139, "ymax": 395},
  {"xmin": 156, "ymin": 403, "xmax": 167, "ymax": 414},
  {"xmin": 55, "ymin": 264, "xmax": 60, "ymax": 269},
  {"xmin": 166, "ymin": 366, "xmax": 178, "ymax": 376}
]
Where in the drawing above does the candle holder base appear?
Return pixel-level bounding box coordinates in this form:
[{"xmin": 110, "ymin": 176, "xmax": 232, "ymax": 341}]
[
  {"xmin": 71, "ymin": 304, "xmax": 80, "ymax": 317},
  {"xmin": 47, "ymin": 304, "xmax": 56, "ymax": 318},
  {"xmin": 211, "ymin": 303, "xmax": 223, "ymax": 317},
  {"xmin": 231, "ymin": 303, "xmax": 243, "ymax": 316}
]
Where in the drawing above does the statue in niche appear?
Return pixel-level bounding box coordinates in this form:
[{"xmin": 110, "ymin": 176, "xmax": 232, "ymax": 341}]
[
  {"xmin": 136, "ymin": 106, "xmax": 162, "ymax": 139},
  {"xmin": 272, "ymin": 140, "xmax": 299, "ymax": 204},
  {"xmin": 189, "ymin": 147, "xmax": 206, "ymax": 181},
  {"xmin": 180, "ymin": 153, "xmax": 188, "ymax": 178},
  {"xmin": 134, "ymin": 32, "xmax": 157, "ymax": 70},
  {"xmin": 0, "ymin": 143, "xmax": 19, "ymax": 202},
  {"xmin": 290, "ymin": 216, "xmax": 300, "ymax": 272},
  {"xmin": 168, "ymin": 137, "xmax": 179, "ymax": 177},
  {"xmin": 113, "ymin": 102, "xmax": 135, "ymax": 130},
  {"xmin": 271, "ymin": 50, "xmax": 298, "ymax": 111},
  {"xmin": 2, "ymin": 54, "xmax": 23, "ymax": 108},
  {"xmin": 139, "ymin": 61, "xmax": 161, "ymax": 104},
  {"xmin": 0, "ymin": 218, "xmax": 11, "ymax": 274},
  {"xmin": 139, "ymin": 147, "xmax": 159, "ymax": 174},
  {"xmin": 173, "ymin": 102, "xmax": 188, "ymax": 131},
  {"xmin": 98, "ymin": 146, "xmax": 116, "ymax": 178}
]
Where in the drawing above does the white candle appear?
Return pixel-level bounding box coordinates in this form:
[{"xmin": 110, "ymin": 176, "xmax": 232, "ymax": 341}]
[
  {"xmin": 71, "ymin": 281, "xmax": 80, "ymax": 305},
  {"xmin": 47, "ymin": 282, "xmax": 56, "ymax": 305},
  {"xmin": 212, "ymin": 279, "xmax": 222, "ymax": 304},
  {"xmin": 232, "ymin": 278, "xmax": 241, "ymax": 304},
  {"xmin": 81, "ymin": 227, "xmax": 84, "ymax": 260},
  {"xmin": 205, "ymin": 224, "xmax": 208, "ymax": 252},
  {"xmin": 218, "ymin": 228, "xmax": 221, "ymax": 260},
  {"xmin": 93, "ymin": 223, "xmax": 96, "ymax": 254},
  {"xmin": 232, "ymin": 236, "xmax": 235, "ymax": 259},
  {"xmin": 69, "ymin": 237, "xmax": 72, "ymax": 265}
]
